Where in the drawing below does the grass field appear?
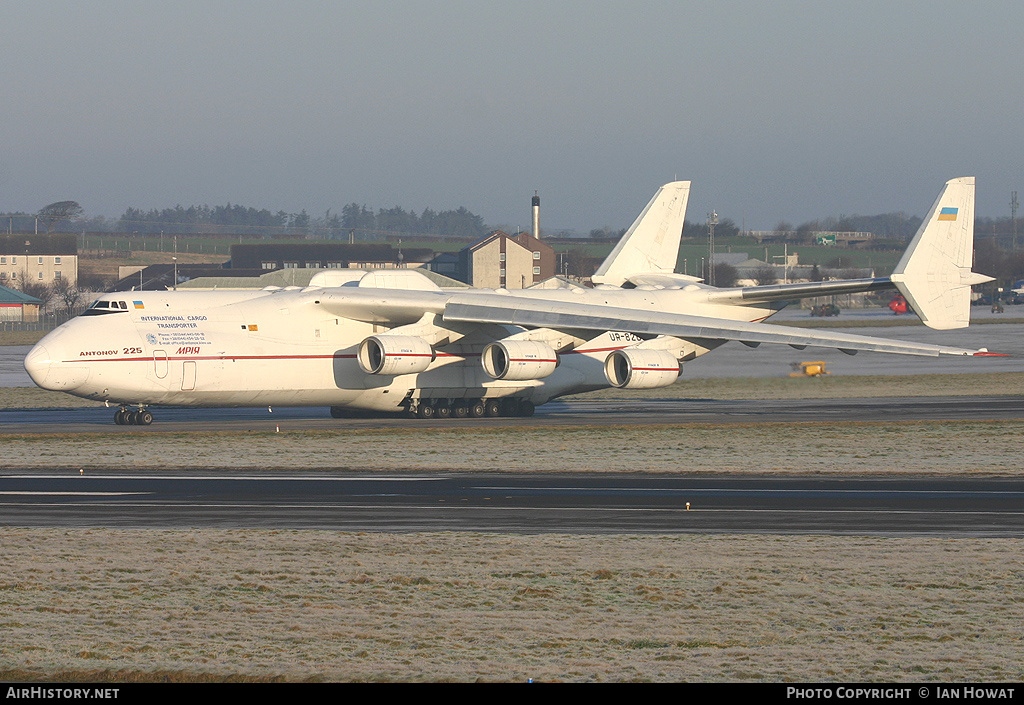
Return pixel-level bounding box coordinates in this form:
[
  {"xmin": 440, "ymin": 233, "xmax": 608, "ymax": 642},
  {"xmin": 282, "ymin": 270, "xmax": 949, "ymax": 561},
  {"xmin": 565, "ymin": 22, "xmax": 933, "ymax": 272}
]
[
  {"xmin": 0, "ymin": 418, "xmax": 1021, "ymax": 476},
  {"xmin": 2, "ymin": 531, "xmax": 1021, "ymax": 682}
]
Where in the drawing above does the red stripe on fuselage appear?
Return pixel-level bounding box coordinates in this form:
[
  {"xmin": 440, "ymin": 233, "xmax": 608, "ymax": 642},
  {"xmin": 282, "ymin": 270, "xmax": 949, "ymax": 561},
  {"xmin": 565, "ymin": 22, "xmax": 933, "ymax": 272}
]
[{"xmin": 64, "ymin": 353, "xmax": 359, "ymax": 364}]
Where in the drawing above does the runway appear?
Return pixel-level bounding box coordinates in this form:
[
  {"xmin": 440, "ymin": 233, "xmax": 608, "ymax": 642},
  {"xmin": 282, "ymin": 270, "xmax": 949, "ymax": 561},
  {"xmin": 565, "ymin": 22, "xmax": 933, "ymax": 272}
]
[
  {"xmin": 2, "ymin": 471, "xmax": 1022, "ymax": 536},
  {"xmin": 2, "ymin": 394, "xmax": 1024, "ymax": 433}
]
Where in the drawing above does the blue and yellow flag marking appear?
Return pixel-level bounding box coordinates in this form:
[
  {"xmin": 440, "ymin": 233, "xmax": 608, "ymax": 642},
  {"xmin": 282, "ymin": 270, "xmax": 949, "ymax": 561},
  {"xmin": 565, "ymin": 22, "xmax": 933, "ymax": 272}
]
[{"xmin": 937, "ymin": 207, "xmax": 958, "ymax": 221}]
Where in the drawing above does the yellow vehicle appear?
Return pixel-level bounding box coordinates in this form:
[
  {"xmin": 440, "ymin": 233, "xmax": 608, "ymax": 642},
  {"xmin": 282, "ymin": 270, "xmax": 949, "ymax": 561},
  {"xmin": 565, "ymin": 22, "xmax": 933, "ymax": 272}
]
[{"xmin": 790, "ymin": 361, "xmax": 829, "ymax": 377}]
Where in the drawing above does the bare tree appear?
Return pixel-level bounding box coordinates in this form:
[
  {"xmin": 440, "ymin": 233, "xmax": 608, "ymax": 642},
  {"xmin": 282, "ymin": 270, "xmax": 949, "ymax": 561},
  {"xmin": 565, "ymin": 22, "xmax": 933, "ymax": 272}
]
[
  {"xmin": 17, "ymin": 278, "xmax": 55, "ymax": 312},
  {"xmin": 713, "ymin": 262, "xmax": 738, "ymax": 288},
  {"xmin": 773, "ymin": 221, "xmax": 793, "ymax": 237},
  {"xmin": 752, "ymin": 266, "xmax": 778, "ymax": 286},
  {"xmin": 51, "ymin": 277, "xmax": 83, "ymax": 314},
  {"xmin": 564, "ymin": 248, "xmax": 601, "ymax": 278}
]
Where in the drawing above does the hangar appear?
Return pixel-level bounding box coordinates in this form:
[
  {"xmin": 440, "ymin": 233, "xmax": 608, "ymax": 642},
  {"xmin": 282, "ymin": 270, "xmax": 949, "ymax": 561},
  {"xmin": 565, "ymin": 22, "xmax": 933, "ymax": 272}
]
[{"xmin": 0, "ymin": 284, "xmax": 43, "ymax": 322}]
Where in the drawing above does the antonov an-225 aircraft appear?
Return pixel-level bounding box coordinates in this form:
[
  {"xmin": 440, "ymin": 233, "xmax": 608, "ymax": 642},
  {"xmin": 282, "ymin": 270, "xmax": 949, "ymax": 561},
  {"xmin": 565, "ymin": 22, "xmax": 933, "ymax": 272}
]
[{"xmin": 25, "ymin": 177, "xmax": 997, "ymax": 425}]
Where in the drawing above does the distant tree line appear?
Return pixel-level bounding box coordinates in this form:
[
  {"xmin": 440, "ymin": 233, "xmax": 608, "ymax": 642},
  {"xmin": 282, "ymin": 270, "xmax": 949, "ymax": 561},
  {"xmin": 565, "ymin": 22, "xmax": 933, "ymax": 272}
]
[
  {"xmin": 588, "ymin": 226, "xmax": 627, "ymax": 239},
  {"xmin": 682, "ymin": 218, "xmax": 742, "ymax": 239},
  {"xmin": 98, "ymin": 202, "xmax": 489, "ymax": 240},
  {"xmin": 679, "ymin": 212, "xmax": 1024, "ymax": 251},
  {"xmin": 4, "ymin": 198, "xmax": 1024, "ymax": 257},
  {"xmin": 3, "ymin": 200, "xmax": 489, "ymax": 241},
  {"xmin": 116, "ymin": 204, "xmax": 308, "ymax": 234},
  {"xmin": 782, "ymin": 213, "xmax": 925, "ymax": 241},
  {"xmin": 680, "ymin": 213, "xmax": 923, "ymax": 243},
  {"xmin": 339, "ymin": 204, "xmax": 488, "ymax": 239},
  {"xmin": 0, "ymin": 203, "xmax": 490, "ymax": 239}
]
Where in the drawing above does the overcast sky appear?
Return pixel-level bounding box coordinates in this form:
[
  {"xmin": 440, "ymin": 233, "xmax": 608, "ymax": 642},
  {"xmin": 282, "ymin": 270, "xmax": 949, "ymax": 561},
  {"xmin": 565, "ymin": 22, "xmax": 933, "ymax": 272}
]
[{"xmin": 2, "ymin": 1, "xmax": 1022, "ymax": 232}]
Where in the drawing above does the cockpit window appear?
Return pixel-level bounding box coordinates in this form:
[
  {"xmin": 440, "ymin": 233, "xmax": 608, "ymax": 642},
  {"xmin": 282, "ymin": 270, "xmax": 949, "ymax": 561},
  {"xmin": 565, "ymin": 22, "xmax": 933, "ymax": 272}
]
[{"xmin": 82, "ymin": 299, "xmax": 131, "ymax": 316}]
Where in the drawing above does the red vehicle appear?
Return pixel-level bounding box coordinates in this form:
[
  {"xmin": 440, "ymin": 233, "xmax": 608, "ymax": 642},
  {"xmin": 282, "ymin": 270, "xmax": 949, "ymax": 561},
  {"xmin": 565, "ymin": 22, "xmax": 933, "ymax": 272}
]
[{"xmin": 889, "ymin": 294, "xmax": 910, "ymax": 314}]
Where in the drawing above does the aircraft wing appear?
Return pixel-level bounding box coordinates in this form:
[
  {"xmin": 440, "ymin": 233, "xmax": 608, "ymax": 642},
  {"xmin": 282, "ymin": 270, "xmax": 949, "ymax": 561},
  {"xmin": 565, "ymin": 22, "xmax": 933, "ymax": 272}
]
[
  {"xmin": 442, "ymin": 292, "xmax": 993, "ymax": 357},
  {"xmin": 317, "ymin": 287, "xmax": 448, "ymax": 324}
]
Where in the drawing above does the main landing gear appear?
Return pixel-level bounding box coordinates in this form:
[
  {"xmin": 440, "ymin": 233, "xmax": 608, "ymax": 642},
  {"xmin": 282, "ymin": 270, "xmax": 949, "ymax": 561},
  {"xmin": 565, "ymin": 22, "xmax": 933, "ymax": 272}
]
[
  {"xmin": 411, "ymin": 398, "xmax": 535, "ymax": 420},
  {"xmin": 114, "ymin": 406, "xmax": 154, "ymax": 425}
]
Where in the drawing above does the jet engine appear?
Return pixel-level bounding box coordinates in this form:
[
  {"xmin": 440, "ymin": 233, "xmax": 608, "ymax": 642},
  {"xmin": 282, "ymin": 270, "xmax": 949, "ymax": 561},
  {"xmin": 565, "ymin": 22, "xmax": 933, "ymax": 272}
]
[
  {"xmin": 357, "ymin": 335, "xmax": 435, "ymax": 375},
  {"xmin": 481, "ymin": 340, "xmax": 558, "ymax": 381},
  {"xmin": 604, "ymin": 348, "xmax": 680, "ymax": 389}
]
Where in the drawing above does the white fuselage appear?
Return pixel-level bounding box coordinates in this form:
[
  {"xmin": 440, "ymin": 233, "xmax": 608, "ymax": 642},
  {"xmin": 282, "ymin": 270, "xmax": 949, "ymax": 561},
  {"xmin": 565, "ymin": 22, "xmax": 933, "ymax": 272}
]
[{"xmin": 24, "ymin": 283, "xmax": 775, "ymax": 412}]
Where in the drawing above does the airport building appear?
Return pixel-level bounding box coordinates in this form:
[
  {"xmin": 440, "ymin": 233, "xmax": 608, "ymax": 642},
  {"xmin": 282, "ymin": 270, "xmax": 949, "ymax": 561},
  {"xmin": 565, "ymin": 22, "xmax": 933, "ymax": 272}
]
[
  {"xmin": 457, "ymin": 231, "xmax": 555, "ymax": 289},
  {"xmin": 0, "ymin": 234, "xmax": 78, "ymax": 287},
  {"xmin": 108, "ymin": 235, "xmax": 557, "ymax": 292},
  {"xmin": 229, "ymin": 243, "xmax": 434, "ymax": 271},
  {"xmin": 110, "ymin": 263, "xmax": 267, "ymax": 291},
  {"xmin": 0, "ymin": 284, "xmax": 43, "ymax": 322}
]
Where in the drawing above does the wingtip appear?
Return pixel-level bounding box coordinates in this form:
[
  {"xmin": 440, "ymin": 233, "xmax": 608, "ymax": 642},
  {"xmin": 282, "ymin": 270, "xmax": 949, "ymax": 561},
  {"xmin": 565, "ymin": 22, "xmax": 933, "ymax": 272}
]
[{"xmin": 973, "ymin": 351, "xmax": 1008, "ymax": 357}]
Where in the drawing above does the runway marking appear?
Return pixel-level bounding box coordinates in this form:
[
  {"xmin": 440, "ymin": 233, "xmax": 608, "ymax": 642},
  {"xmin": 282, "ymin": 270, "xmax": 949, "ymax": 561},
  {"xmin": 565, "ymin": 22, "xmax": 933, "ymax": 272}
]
[
  {"xmin": 478, "ymin": 486, "xmax": 1024, "ymax": 496},
  {"xmin": 0, "ymin": 474, "xmax": 445, "ymax": 482},
  {"xmin": 0, "ymin": 491, "xmax": 151, "ymax": 496}
]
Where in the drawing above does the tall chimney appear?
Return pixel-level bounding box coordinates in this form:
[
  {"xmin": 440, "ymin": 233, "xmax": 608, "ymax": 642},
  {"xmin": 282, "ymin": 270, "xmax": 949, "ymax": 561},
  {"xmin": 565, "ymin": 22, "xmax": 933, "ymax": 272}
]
[{"xmin": 532, "ymin": 192, "xmax": 540, "ymax": 239}]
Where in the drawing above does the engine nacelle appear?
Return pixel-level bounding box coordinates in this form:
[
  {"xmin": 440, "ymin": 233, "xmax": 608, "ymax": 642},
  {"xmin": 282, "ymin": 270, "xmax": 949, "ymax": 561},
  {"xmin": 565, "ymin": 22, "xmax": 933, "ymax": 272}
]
[
  {"xmin": 604, "ymin": 348, "xmax": 680, "ymax": 389},
  {"xmin": 482, "ymin": 340, "xmax": 558, "ymax": 381},
  {"xmin": 358, "ymin": 335, "xmax": 435, "ymax": 375}
]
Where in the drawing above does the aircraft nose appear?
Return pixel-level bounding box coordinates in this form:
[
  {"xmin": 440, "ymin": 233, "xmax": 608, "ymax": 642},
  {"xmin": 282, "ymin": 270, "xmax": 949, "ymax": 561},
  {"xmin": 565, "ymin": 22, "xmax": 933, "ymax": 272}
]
[
  {"xmin": 24, "ymin": 343, "xmax": 53, "ymax": 388},
  {"xmin": 24, "ymin": 343, "xmax": 89, "ymax": 391}
]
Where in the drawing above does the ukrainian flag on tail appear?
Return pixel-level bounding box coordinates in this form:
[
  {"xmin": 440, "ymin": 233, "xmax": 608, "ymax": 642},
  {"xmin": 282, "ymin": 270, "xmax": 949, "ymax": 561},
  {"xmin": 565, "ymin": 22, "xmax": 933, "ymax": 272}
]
[{"xmin": 938, "ymin": 207, "xmax": 958, "ymax": 221}]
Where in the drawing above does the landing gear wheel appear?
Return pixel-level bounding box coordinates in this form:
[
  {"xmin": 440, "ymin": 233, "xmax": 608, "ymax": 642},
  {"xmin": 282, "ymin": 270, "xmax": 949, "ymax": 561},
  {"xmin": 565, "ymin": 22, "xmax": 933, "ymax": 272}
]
[
  {"xmin": 435, "ymin": 404, "xmax": 452, "ymax": 419},
  {"xmin": 138, "ymin": 410, "xmax": 153, "ymax": 425},
  {"xmin": 517, "ymin": 400, "xmax": 535, "ymax": 417},
  {"xmin": 114, "ymin": 409, "xmax": 127, "ymax": 425},
  {"xmin": 417, "ymin": 403, "xmax": 436, "ymax": 419},
  {"xmin": 452, "ymin": 403, "xmax": 469, "ymax": 418},
  {"xmin": 469, "ymin": 400, "xmax": 486, "ymax": 418},
  {"xmin": 485, "ymin": 399, "xmax": 502, "ymax": 417}
]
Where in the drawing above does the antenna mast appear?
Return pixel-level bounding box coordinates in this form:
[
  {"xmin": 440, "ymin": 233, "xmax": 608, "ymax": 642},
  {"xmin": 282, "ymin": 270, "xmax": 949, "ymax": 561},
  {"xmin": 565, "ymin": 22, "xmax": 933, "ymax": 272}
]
[
  {"xmin": 1012, "ymin": 191, "xmax": 1019, "ymax": 250},
  {"xmin": 707, "ymin": 210, "xmax": 718, "ymax": 285}
]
